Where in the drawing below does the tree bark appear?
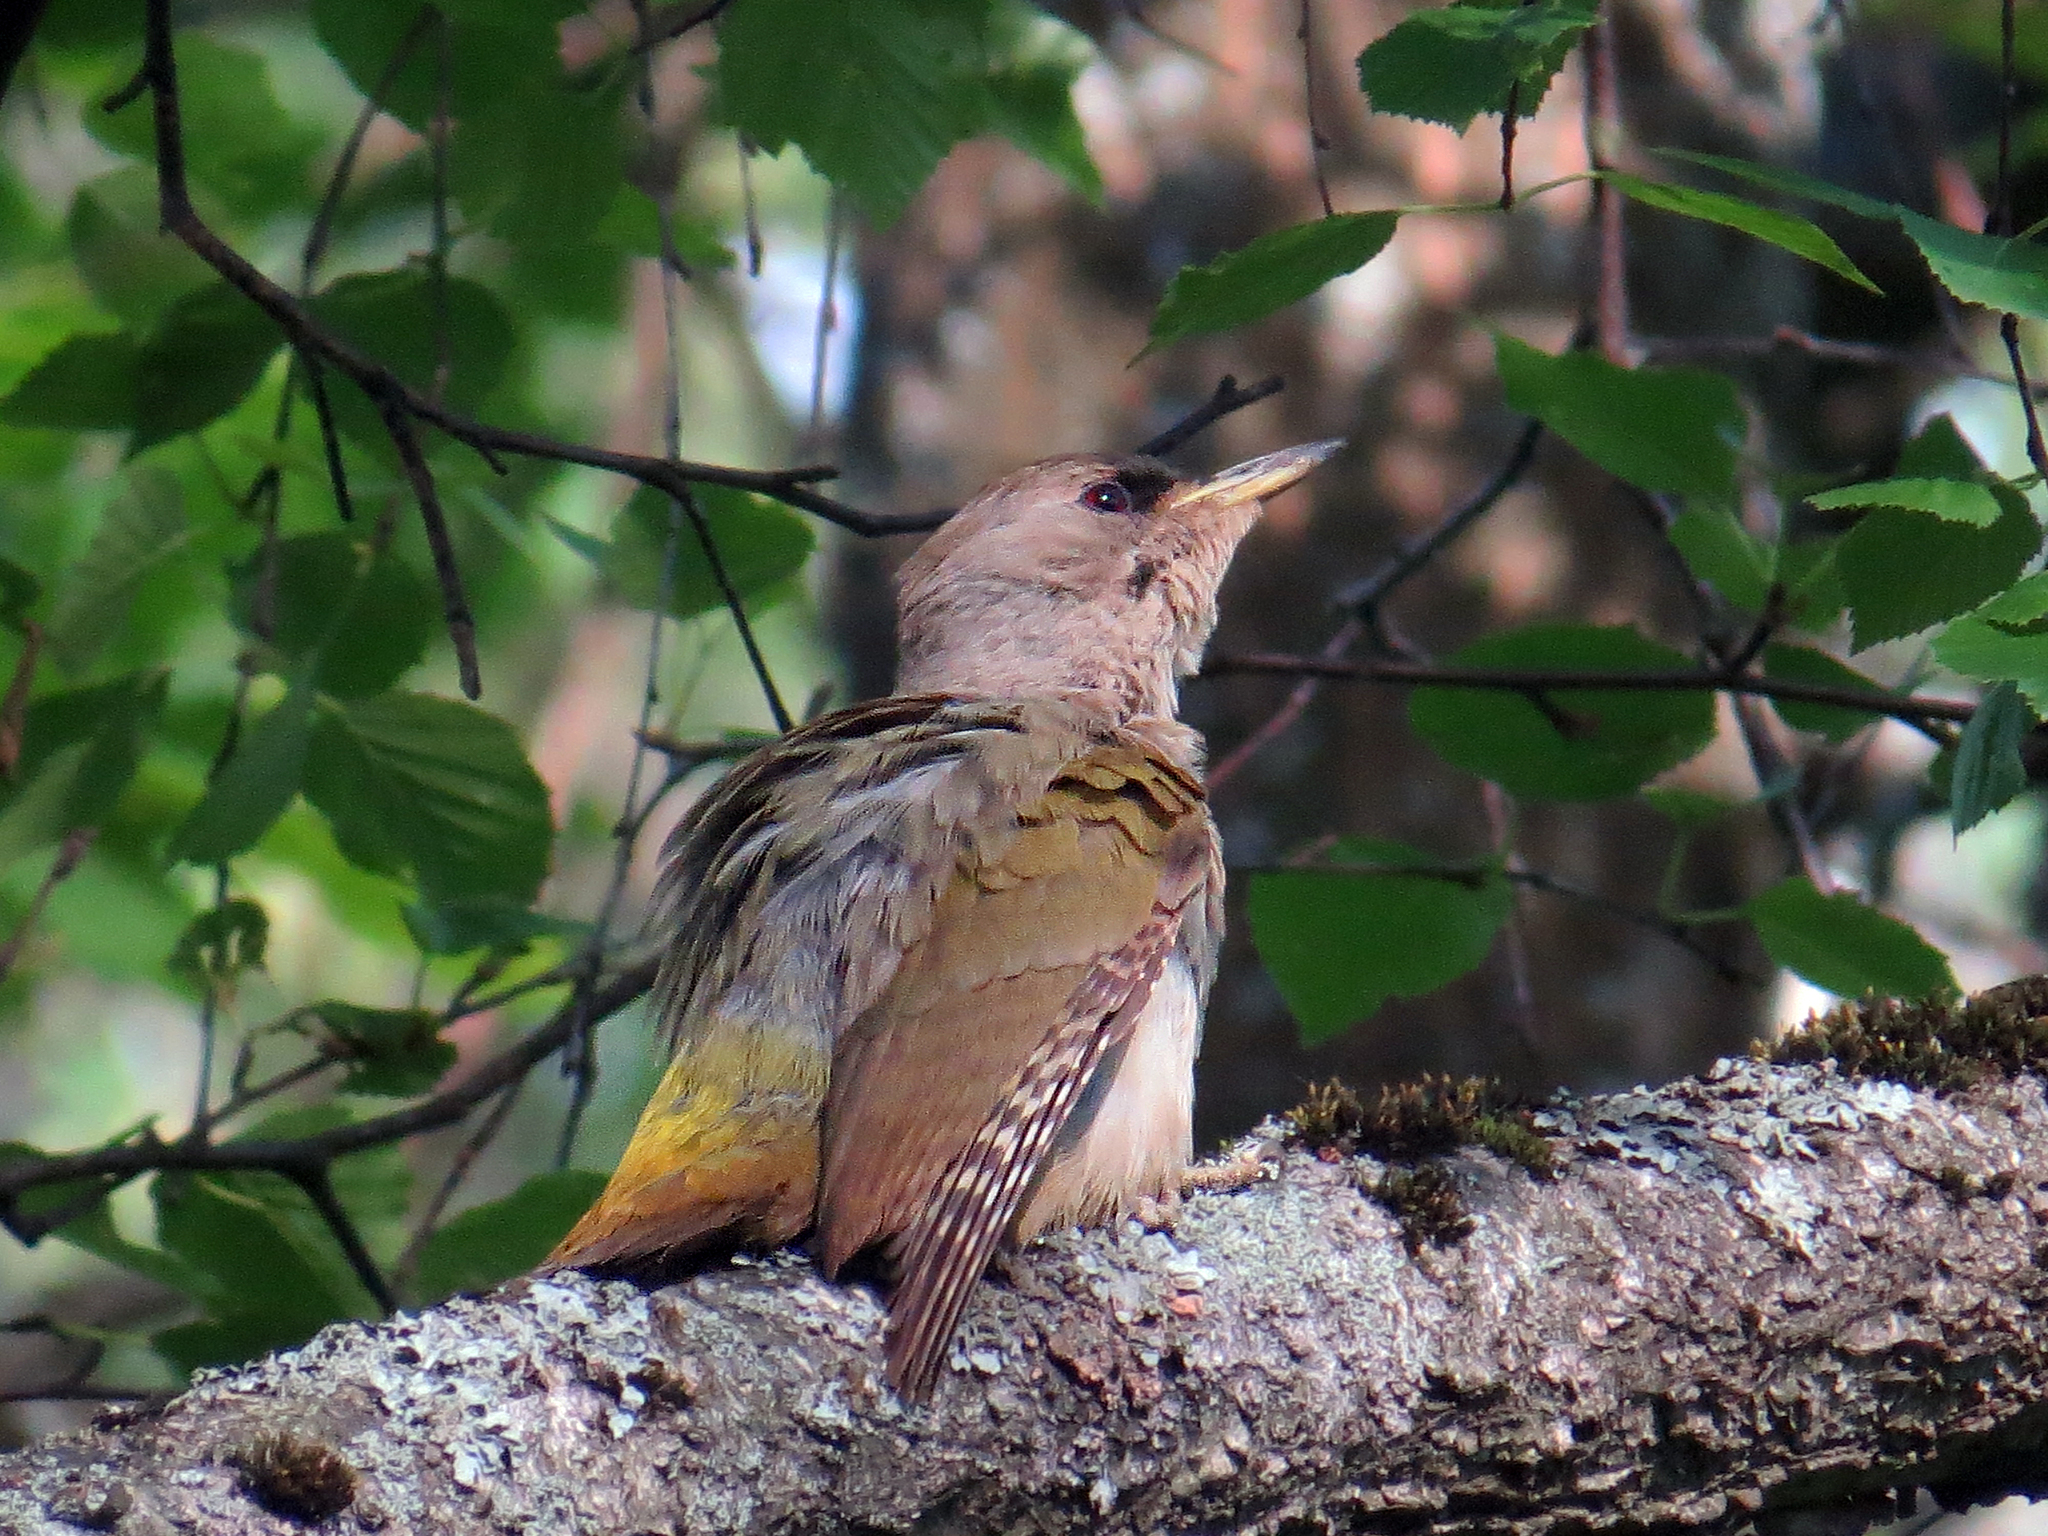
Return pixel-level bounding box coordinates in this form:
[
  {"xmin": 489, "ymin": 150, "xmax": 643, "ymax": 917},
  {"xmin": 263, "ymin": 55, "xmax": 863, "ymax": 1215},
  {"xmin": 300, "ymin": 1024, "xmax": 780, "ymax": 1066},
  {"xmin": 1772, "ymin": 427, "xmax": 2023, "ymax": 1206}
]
[{"xmin": 3, "ymin": 1057, "xmax": 2047, "ymax": 1536}]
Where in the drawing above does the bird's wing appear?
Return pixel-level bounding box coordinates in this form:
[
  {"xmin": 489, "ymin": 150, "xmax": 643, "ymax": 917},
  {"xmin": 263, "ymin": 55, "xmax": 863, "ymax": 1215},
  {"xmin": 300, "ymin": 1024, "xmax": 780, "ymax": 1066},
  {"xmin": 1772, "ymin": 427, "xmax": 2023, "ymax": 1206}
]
[
  {"xmin": 553, "ymin": 696, "xmax": 1113, "ymax": 1271},
  {"xmin": 816, "ymin": 741, "xmax": 1212, "ymax": 1397}
]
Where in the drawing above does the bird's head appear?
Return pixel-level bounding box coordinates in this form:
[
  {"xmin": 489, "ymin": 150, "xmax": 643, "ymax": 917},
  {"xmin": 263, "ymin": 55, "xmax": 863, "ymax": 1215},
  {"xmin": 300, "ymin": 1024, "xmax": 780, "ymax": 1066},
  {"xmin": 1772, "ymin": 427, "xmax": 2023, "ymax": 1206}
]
[{"xmin": 895, "ymin": 440, "xmax": 1342, "ymax": 727}]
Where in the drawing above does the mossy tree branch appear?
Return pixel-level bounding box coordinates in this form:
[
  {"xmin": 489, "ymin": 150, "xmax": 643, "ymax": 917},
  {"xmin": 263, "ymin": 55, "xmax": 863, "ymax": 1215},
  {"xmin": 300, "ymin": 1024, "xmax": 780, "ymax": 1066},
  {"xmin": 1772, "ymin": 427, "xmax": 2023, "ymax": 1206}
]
[{"xmin": 4, "ymin": 1012, "xmax": 2048, "ymax": 1536}]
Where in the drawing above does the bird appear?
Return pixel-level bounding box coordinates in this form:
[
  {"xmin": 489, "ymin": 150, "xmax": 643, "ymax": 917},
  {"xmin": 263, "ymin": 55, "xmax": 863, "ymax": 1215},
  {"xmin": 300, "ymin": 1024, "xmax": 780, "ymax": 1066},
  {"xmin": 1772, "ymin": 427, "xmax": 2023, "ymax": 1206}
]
[{"xmin": 547, "ymin": 437, "xmax": 1342, "ymax": 1398}]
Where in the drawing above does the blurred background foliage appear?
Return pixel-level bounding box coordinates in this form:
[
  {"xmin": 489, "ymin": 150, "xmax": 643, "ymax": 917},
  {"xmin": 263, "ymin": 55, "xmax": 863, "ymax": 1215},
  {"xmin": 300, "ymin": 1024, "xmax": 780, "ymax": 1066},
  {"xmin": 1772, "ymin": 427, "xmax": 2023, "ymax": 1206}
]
[{"xmin": 0, "ymin": 0, "xmax": 2043, "ymax": 1442}]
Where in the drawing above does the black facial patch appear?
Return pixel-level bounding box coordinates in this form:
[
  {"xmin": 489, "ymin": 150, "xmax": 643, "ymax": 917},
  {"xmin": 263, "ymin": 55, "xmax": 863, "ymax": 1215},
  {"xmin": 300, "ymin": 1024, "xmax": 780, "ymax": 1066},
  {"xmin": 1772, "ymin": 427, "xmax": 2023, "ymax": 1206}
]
[
  {"xmin": 1127, "ymin": 556, "xmax": 1160, "ymax": 599},
  {"xmin": 1111, "ymin": 458, "xmax": 1179, "ymax": 513}
]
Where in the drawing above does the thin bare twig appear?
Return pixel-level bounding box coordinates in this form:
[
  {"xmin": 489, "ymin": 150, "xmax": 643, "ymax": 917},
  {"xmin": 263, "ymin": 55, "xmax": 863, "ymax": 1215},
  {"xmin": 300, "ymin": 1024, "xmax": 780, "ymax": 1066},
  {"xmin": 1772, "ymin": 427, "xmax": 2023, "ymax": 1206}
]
[
  {"xmin": 1298, "ymin": 0, "xmax": 1334, "ymax": 218},
  {"xmin": 1583, "ymin": 13, "xmax": 1631, "ymax": 365},
  {"xmin": 1137, "ymin": 375, "xmax": 1286, "ymax": 459},
  {"xmin": 809, "ymin": 190, "xmax": 844, "ymax": 437},
  {"xmin": 1201, "ymin": 652, "xmax": 1975, "ymax": 728},
  {"xmin": 379, "ymin": 398, "xmax": 480, "ymax": 698},
  {"xmin": 286, "ymin": 1164, "xmax": 395, "ymax": 1314},
  {"xmin": 0, "ymin": 827, "xmax": 94, "ymax": 988},
  {"xmin": 391, "ymin": 1080, "xmax": 522, "ymax": 1296},
  {"xmin": 0, "ymin": 619, "xmax": 41, "ymax": 777},
  {"xmin": 0, "ymin": 957, "xmax": 660, "ymax": 1240},
  {"xmin": 1209, "ymin": 419, "xmax": 1542, "ymax": 793}
]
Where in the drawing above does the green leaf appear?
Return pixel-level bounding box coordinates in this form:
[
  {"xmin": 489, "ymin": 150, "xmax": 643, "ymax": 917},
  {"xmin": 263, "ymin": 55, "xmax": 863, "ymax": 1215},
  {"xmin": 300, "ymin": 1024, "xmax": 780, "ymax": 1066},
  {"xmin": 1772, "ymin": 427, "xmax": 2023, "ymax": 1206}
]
[
  {"xmin": 0, "ymin": 559, "xmax": 38, "ymax": 630},
  {"xmin": 403, "ymin": 896, "xmax": 589, "ymax": 957},
  {"xmin": 48, "ymin": 1191, "xmax": 214, "ymax": 1300},
  {"xmin": 1745, "ymin": 876, "xmax": 1955, "ymax": 999},
  {"xmin": 718, "ymin": 0, "xmax": 1002, "ymax": 225},
  {"xmin": 1248, "ymin": 837, "xmax": 1510, "ymax": 1045},
  {"xmin": 984, "ymin": 9, "xmax": 1101, "ymax": 201},
  {"xmin": 1659, "ymin": 149, "xmax": 1899, "ymax": 224},
  {"xmin": 0, "ymin": 745, "xmax": 89, "ymax": 872},
  {"xmin": 132, "ymin": 283, "xmax": 283, "ymax": 450},
  {"xmin": 1899, "ymin": 212, "xmax": 2048, "ymax": 323},
  {"xmin": 0, "ymin": 332, "xmax": 141, "ymax": 432},
  {"xmin": 151, "ymin": 1170, "xmax": 368, "ymax": 1372},
  {"xmin": 1762, "ymin": 643, "xmax": 1891, "ymax": 742},
  {"xmin": 90, "ymin": 37, "xmax": 322, "ymax": 219},
  {"xmin": 1601, "ymin": 172, "xmax": 1878, "ymax": 293},
  {"xmin": 1356, "ymin": 0, "xmax": 1598, "ymax": 132},
  {"xmin": 310, "ymin": 269, "xmax": 519, "ymax": 441},
  {"xmin": 1668, "ymin": 501, "xmax": 1772, "ymax": 609},
  {"xmin": 1806, "ymin": 476, "xmax": 2003, "ymax": 527},
  {"xmin": 65, "ymin": 168, "xmax": 216, "ymax": 327},
  {"xmin": 302, "ymin": 692, "xmax": 553, "ymax": 904},
  {"xmin": 167, "ymin": 898, "xmax": 270, "ymax": 989},
  {"xmin": 45, "ymin": 467, "xmax": 189, "ymax": 674},
  {"xmin": 1950, "ymin": 682, "xmax": 2030, "ymax": 837},
  {"xmin": 307, "ymin": 1002, "xmax": 457, "ymax": 1097},
  {"xmin": 603, "ymin": 486, "xmax": 817, "ymax": 620},
  {"xmin": 1970, "ymin": 569, "xmax": 2048, "ymax": 629},
  {"xmin": 5, "ymin": 672, "xmax": 167, "ymax": 845},
  {"xmin": 168, "ymin": 679, "xmax": 317, "ymax": 866},
  {"xmin": 1835, "ymin": 420, "xmax": 2041, "ymax": 649},
  {"xmin": 1932, "ymin": 615, "xmax": 2048, "ymax": 714},
  {"xmin": 1146, "ymin": 213, "xmax": 1400, "ymax": 352},
  {"xmin": 1495, "ymin": 335, "xmax": 1742, "ymax": 496},
  {"xmin": 410, "ymin": 1169, "xmax": 607, "ymax": 1304},
  {"xmin": 1409, "ymin": 623, "xmax": 1718, "ymax": 800},
  {"xmin": 229, "ymin": 533, "xmax": 436, "ymax": 698}
]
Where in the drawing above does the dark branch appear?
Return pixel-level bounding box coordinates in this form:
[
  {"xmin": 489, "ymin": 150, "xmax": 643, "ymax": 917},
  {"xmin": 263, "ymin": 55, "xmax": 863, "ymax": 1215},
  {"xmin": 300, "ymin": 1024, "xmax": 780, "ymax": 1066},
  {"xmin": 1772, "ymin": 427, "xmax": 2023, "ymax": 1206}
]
[
  {"xmin": 1137, "ymin": 375, "xmax": 1286, "ymax": 459},
  {"xmin": 1202, "ymin": 651, "xmax": 1976, "ymax": 727}
]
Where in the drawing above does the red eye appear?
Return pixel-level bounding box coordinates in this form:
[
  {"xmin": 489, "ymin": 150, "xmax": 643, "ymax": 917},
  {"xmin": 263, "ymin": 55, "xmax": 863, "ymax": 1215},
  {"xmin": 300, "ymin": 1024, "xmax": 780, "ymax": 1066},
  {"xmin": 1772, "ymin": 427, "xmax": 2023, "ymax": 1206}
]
[{"xmin": 1082, "ymin": 479, "xmax": 1132, "ymax": 514}]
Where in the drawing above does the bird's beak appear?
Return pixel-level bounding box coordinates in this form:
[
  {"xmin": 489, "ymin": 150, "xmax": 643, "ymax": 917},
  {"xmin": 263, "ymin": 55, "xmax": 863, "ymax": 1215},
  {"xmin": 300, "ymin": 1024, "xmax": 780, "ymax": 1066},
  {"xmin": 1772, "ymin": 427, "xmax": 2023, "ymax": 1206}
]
[{"xmin": 1163, "ymin": 438, "xmax": 1345, "ymax": 513}]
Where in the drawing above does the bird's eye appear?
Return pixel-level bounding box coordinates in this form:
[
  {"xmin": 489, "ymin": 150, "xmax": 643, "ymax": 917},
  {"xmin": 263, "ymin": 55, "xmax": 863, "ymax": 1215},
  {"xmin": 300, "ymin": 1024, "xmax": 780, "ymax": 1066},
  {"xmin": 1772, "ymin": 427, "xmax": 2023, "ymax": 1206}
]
[{"xmin": 1081, "ymin": 479, "xmax": 1133, "ymax": 515}]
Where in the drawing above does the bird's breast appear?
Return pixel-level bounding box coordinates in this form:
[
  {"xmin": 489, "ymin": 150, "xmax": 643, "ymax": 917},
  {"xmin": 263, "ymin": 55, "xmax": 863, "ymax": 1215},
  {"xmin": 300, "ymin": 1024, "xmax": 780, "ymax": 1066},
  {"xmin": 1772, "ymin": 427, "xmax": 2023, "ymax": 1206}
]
[{"xmin": 1013, "ymin": 947, "xmax": 1203, "ymax": 1238}]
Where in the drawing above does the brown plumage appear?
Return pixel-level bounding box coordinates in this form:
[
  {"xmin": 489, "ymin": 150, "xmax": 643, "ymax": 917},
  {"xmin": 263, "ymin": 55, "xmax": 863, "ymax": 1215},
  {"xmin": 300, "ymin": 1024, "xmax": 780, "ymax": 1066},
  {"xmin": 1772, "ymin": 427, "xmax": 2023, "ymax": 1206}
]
[{"xmin": 548, "ymin": 440, "xmax": 1341, "ymax": 1397}]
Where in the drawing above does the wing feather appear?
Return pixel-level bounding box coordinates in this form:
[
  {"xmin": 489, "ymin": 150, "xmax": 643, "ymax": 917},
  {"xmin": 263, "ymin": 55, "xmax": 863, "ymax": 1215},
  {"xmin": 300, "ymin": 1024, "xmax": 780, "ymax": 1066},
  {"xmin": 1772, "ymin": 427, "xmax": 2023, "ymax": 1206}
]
[{"xmin": 816, "ymin": 743, "xmax": 1212, "ymax": 1398}]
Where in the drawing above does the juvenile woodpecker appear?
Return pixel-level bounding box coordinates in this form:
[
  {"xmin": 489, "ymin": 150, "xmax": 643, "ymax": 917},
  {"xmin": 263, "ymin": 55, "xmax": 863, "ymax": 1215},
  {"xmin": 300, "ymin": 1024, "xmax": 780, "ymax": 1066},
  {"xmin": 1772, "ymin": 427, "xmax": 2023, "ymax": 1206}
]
[{"xmin": 549, "ymin": 439, "xmax": 1341, "ymax": 1398}]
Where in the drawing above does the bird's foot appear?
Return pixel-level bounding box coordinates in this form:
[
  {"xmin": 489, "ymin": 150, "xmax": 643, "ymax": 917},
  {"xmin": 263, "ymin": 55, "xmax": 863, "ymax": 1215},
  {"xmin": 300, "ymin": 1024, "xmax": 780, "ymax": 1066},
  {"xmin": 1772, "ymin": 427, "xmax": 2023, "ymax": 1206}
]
[{"xmin": 1129, "ymin": 1189, "xmax": 1181, "ymax": 1232}]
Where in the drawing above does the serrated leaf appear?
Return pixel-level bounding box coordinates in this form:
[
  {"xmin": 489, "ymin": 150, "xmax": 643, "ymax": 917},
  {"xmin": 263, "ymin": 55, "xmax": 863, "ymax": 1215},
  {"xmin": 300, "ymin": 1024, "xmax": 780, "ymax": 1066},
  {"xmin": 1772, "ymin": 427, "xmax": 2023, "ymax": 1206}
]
[
  {"xmin": 229, "ymin": 533, "xmax": 436, "ymax": 698},
  {"xmin": 717, "ymin": 0, "xmax": 1000, "ymax": 225},
  {"xmin": 1836, "ymin": 420, "xmax": 2041, "ymax": 649},
  {"xmin": 1146, "ymin": 213, "xmax": 1399, "ymax": 352},
  {"xmin": 603, "ymin": 486, "xmax": 816, "ymax": 620},
  {"xmin": 1496, "ymin": 335, "xmax": 1742, "ymax": 496},
  {"xmin": 302, "ymin": 692, "xmax": 553, "ymax": 904},
  {"xmin": 1762, "ymin": 643, "xmax": 1891, "ymax": 742},
  {"xmin": 1668, "ymin": 501, "xmax": 1771, "ymax": 609},
  {"xmin": 410, "ymin": 1169, "xmax": 608, "ymax": 1305},
  {"xmin": 168, "ymin": 679, "xmax": 316, "ymax": 866},
  {"xmin": 1602, "ymin": 172, "xmax": 1878, "ymax": 292},
  {"xmin": 1409, "ymin": 623, "xmax": 1718, "ymax": 800},
  {"xmin": 1356, "ymin": 0, "xmax": 1597, "ymax": 132},
  {"xmin": 307, "ymin": 1002, "xmax": 456, "ymax": 1097},
  {"xmin": 0, "ymin": 672, "xmax": 166, "ymax": 856},
  {"xmin": 1248, "ymin": 837, "xmax": 1510, "ymax": 1045},
  {"xmin": 1745, "ymin": 875, "xmax": 1955, "ymax": 999},
  {"xmin": 1806, "ymin": 476, "xmax": 2002, "ymax": 527},
  {"xmin": 1950, "ymin": 681, "xmax": 2030, "ymax": 836},
  {"xmin": 131, "ymin": 283, "xmax": 282, "ymax": 449},
  {"xmin": 0, "ymin": 332, "xmax": 140, "ymax": 432},
  {"xmin": 1899, "ymin": 212, "xmax": 2048, "ymax": 322},
  {"xmin": 45, "ymin": 468, "xmax": 189, "ymax": 674}
]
